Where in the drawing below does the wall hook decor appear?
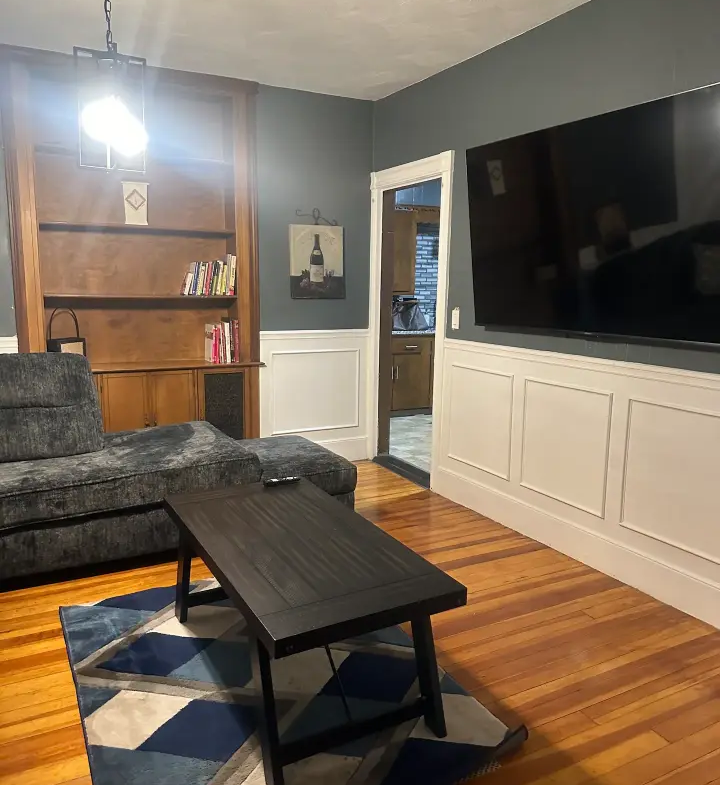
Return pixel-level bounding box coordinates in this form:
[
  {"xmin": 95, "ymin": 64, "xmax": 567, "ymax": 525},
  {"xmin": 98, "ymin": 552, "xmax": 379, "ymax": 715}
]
[{"xmin": 295, "ymin": 208, "xmax": 338, "ymax": 226}]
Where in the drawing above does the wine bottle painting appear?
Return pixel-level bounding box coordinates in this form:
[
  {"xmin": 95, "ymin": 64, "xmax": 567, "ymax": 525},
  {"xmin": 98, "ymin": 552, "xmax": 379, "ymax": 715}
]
[{"xmin": 289, "ymin": 224, "xmax": 346, "ymax": 299}]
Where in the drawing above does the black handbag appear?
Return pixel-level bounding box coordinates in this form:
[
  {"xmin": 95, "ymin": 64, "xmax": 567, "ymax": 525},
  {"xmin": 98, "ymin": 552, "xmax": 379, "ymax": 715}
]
[{"xmin": 46, "ymin": 308, "xmax": 87, "ymax": 356}]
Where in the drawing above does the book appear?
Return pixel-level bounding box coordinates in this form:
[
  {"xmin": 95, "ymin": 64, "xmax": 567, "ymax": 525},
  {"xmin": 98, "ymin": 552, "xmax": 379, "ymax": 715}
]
[
  {"xmin": 204, "ymin": 324, "xmax": 214, "ymax": 362},
  {"xmin": 181, "ymin": 258, "xmax": 238, "ymax": 296},
  {"xmin": 229, "ymin": 254, "xmax": 237, "ymax": 295},
  {"xmin": 203, "ymin": 318, "xmax": 239, "ymax": 364}
]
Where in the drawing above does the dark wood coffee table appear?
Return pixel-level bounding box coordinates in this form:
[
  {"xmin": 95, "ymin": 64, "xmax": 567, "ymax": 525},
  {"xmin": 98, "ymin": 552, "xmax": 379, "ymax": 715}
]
[{"xmin": 164, "ymin": 479, "xmax": 467, "ymax": 785}]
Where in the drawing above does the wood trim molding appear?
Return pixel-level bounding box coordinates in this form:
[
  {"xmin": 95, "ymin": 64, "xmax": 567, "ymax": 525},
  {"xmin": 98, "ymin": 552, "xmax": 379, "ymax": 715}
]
[
  {"xmin": 368, "ymin": 151, "xmax": 455, "ymax": 481},
  {"xmin": 232, "ymin": 90, "xmax": 260, "ymax": 363},
  {"xmin": 0, "ymin": 55, "xmax": 44, "ymax": 352}
]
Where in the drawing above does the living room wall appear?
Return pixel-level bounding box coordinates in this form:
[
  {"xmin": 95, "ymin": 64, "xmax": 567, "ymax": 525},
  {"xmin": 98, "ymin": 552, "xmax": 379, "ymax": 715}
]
[
  {"xmin": 256, "ymin": 85, "xmax": 373, "ymax": 332},
  {"xmin": 0, "ymin": 142, "xmax": 16, "ymax": 339},
  {"xmin": 373, "ymin": 0, "xmax": 720, "ymax": 374}
]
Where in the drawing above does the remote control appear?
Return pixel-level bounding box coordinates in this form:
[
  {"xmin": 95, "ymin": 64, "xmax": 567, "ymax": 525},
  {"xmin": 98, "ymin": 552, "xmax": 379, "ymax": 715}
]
[{"xmin": 263, "ymin": 476, "xmax": 302, "ymax": 488}]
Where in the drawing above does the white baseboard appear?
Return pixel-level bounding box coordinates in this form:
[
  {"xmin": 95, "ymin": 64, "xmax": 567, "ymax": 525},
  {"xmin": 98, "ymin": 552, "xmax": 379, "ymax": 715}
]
[
  {"xmin": 434, "ymin": 465, "xmax": 720, "ymax": 629},
  {"xmin": 0, "ymin": 336, "xmax": 18, "ymax": 353},
  {"xmin": 314, "ymin": 436, "xmax": 371, "ymax": 462}
]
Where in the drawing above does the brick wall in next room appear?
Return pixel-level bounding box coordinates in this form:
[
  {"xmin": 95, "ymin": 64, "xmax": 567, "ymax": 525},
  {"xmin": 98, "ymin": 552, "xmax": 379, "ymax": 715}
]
[{"xmin": 415, "ymin": 222, "xmax": 439, "ymax": 329}]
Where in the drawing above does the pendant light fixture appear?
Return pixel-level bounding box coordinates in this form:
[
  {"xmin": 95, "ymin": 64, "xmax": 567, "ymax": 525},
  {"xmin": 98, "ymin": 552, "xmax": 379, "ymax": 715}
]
[{"xmin": 74, "ymin": 0, "xmax": 148, "ymax": 171}]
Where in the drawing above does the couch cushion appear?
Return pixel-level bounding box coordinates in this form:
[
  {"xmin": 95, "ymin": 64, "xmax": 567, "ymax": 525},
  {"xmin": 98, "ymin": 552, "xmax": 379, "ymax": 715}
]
[
  {"xmin": 0, "ymin": 353, "xmax": 104, "ymax": 463},
  {"xmin": 241, "ymin": 435, "xmax": 357, "ymax": 496},
  {"xmin": 0, "ymin": 421, "xmax": 261, "ymax": 530}
]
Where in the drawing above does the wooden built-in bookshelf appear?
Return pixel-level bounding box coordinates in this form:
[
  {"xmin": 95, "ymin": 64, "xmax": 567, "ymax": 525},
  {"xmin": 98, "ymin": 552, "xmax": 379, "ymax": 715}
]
[{"xmin": 0, "ymin": 45, "xmax": 261, "ymax": 436}]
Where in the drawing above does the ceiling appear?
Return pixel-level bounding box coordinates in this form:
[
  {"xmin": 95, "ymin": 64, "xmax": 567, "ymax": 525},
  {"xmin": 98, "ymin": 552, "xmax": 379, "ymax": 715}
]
[{"xmin": 0, "ymin": 0, "xmax": 591, "ymax": 99}]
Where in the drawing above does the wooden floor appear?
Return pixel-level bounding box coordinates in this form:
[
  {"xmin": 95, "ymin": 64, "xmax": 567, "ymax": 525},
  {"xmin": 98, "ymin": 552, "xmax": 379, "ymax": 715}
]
[{"xmin": 2, "ymin": 462, "xmax": 720, "ymax": 785}]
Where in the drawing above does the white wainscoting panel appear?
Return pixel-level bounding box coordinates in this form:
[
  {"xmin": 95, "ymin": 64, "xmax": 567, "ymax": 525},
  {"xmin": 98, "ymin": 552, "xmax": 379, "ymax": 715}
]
[
  {"xmin": 0, "ymin": 336, "xmax": 18, "ymax": 353},
  {"xmin": 446, "ymin": 364, "xmax": 513, "ymax": 480},
  {"xmin": 520, "ymin": 379, "xmax": 612, "ymax": 517},
  {"xmin": 433, "ymin": 338, "xmax": 720, "ymax": 628},
  {"xmin": 260, "ymin": 330, "xmax": 370, "ymax": 461},
  {"xmin": 621, "ymin": 399, "xmax": 720, "ymax": 567}
]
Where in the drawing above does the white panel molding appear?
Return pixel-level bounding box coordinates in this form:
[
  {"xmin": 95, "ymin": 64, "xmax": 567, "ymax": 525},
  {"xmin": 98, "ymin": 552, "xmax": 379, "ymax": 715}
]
[
  {"xmin": 0, "ymin": 336, "xmax": 18, "ymax": 353},
  {"xmin": 434, "ymin": 338, "xmax": 720, "ymax": 628},
  {"xmin": 620, "ymin": 397, "xmax": 720, "ymax": 568},
  {"xmin": 259, "ymin": 329, "xmax": 370, "ymax": 461},
  {"xmin": 269, "ymin": 348, "xmax": 360, "ymax": 435},
  {"xmin": 444, "ymin": 338, "xmax": 720, "ymax": 392},
  {"xmin": 446, "ymin": 363, "xmax": 514, "ymax": 481},
  {"xmin": 434, "ymin": 464, "xmax": 720, "ymax": 629},
  {"xmin": 260, "ymin": 329, "xmax": 370, "ymax": 340},
  {"xmin": 519, "ymin": 378, "xmax": 613, "ymax": 518}
]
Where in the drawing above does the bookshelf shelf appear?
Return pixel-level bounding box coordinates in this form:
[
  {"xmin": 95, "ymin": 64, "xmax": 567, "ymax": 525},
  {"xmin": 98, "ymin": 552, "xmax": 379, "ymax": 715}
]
[
  {"xmin": 34, "ymin": 144, "xmax": 234, "ymax": 170},
  {"xmin": 44, "ymin": 294, "xmax": 237, "ymax": 307},
  {"xmin": 91, "ymin": 359, "xmax": 264, "ymax": 373},
  {"xmin": 38, "ymin": 222, "xmax": 235, "ymax": 238}
]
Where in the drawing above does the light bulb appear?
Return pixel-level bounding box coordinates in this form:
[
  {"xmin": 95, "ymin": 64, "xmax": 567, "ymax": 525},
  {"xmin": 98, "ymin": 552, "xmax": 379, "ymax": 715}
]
[{"xmin": 81, "ymin": 95, "xmax": 148, "ymax": 158}]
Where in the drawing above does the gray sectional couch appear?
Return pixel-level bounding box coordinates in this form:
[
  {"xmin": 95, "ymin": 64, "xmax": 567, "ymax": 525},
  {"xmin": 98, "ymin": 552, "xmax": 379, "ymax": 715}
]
[{"xmin": 0, "ymin": 354, "xmax": 356, "ymax": 581}]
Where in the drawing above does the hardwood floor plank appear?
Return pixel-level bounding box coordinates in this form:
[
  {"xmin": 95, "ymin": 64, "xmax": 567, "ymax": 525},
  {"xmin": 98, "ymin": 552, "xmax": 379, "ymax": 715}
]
[
  {"xmin": 1, "ymin": 460, "xmax": 718, "ymax": 785},
  {"xmin": 599, "ymin": 721, "xmax": 720, "ymax": 785}
]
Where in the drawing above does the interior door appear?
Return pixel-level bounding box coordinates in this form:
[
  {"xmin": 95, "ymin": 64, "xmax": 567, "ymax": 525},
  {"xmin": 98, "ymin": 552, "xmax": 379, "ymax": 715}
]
[
  {"xmin": 101, "ymin": 372, "xmax": 150, "ymax": 432},
  {"xmin": 151, "ymin": 370, "xmax": 196, "ymax": 427}
]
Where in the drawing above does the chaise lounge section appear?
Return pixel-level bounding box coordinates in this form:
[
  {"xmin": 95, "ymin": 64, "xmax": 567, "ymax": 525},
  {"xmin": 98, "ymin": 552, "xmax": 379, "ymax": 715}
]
[{"xmin": 0, "ymin": 354, "xmax": 356, "ymax": 581}]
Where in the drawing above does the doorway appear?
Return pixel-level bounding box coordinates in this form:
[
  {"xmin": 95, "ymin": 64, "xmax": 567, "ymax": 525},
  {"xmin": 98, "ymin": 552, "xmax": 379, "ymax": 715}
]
[{"xmin": 367, "ymin": 153, "xmax": 454, "ymax": 488}]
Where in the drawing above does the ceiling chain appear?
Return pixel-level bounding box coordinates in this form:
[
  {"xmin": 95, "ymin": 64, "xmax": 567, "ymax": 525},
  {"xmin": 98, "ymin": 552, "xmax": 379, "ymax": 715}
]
[{"xmin": 104, "ymin": 0, "xmax": 115, "ymax": 52}]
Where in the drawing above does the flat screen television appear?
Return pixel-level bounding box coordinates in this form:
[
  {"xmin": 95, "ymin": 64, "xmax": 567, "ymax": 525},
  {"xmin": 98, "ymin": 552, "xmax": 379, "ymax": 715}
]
[{"xmin": 466, "ymin": 82, "xmax": 720, "ymax": 348}]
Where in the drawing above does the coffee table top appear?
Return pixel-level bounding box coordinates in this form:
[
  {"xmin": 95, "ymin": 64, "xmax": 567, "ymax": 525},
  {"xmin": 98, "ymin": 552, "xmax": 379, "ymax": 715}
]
[{"xmin": 165, "ymin": 479, "xmax": 466, "ymax": 657}]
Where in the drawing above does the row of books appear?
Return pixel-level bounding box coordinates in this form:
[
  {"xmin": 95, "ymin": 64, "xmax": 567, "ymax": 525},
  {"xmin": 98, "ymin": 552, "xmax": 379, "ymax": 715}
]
[
  {"xmin": 181, "ymin": 255, "xmax": 237, "ymax": 296},
  {"xmin": 205, "ymin": 319, "xmax": 240, "ymax": 364}
]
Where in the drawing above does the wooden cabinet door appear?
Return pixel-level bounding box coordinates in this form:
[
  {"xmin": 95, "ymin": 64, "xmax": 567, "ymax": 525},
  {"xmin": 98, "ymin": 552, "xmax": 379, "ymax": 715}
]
[
  {"xmin": 150, "ymin": 370, "xmax": 197, "ymax": 427},
  {"xmin": 392, "ymin": 353, "xmax": 427, "ymax": 411},
  {"xmin": 392, "ymin": 209, "xmax": 417, "ymax": 294},
  {"xmin": 100, "ymin": 373, "xmax": 150, "ymax": 432}
]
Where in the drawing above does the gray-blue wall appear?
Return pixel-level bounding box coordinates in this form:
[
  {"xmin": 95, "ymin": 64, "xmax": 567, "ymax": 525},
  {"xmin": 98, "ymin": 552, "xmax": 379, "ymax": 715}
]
[
  {"xmin": 256, "ymin": 85, "xmax": 373, "ymax": 331},
  {"xmin": 374, "ymin": 0, "xmax": 720, "ymax": 374},
  {"xmin": 0, "ymin": 138, "xmax": 16, "ymax": 337}
]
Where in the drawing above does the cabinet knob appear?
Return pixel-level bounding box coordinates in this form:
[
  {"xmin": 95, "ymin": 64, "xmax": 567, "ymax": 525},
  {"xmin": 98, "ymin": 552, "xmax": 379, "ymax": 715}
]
[{"xmin": 405, "ymin": 345, "xmax": 418, "ymax": 350}]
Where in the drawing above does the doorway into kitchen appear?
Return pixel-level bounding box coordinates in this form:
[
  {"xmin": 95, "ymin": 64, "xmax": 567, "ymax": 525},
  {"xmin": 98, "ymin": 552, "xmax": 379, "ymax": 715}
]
[{"xmin": 369, "ymin": 153, "xmax": 453, "ymax": 489}]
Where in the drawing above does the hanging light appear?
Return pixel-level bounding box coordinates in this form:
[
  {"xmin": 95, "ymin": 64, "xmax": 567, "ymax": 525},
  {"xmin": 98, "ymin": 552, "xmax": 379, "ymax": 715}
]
[{"xmin": 74, "ymin": 0, "xmax": 148, "ymax": 170}]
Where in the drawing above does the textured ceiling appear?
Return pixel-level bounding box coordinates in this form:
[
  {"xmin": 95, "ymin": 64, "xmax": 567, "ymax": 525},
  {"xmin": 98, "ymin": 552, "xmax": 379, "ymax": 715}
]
[{"xmin": 0, "ymin": 0, "xmax": 591, "ymax": 99}]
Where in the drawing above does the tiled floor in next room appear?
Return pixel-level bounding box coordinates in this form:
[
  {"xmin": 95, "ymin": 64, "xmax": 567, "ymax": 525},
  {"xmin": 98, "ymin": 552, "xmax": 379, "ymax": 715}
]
[{"xmin": 389, "ymin": 414, "xmax": 432, "ymax": 472}]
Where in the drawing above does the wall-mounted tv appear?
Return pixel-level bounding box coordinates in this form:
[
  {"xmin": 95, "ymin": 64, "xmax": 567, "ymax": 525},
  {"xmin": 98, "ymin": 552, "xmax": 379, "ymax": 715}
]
[{"xmin": 466, "ymin": 82, "xmax": 720, "ymax": 348}]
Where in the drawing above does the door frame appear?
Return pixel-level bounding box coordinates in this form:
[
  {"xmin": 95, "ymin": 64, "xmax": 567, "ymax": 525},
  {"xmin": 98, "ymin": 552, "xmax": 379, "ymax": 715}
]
[{"xmin": 366, "ymin": 151, "xmax": 455, "ymax": 487}]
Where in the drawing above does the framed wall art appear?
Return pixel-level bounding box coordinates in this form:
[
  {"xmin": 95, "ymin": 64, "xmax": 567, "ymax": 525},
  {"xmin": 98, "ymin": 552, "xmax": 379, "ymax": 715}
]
[{"xmin": 289, "ymin": 224, "xmax": 345, "ymax": 299}]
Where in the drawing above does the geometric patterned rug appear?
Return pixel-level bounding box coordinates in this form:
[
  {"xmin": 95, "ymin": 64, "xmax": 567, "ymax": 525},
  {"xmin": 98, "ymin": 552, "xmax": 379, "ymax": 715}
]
[{"xmin": 60, "ymin": 581, "xmax": 527, "ymax": 785}]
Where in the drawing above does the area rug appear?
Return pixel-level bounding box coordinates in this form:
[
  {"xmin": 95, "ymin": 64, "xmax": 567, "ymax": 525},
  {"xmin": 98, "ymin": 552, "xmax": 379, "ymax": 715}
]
[{"xmin": 60, "ymin": 581, "xmax": 527, "ymax": 785}]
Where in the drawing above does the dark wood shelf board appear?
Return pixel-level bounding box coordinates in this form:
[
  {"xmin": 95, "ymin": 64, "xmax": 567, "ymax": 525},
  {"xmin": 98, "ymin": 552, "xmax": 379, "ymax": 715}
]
[
  {"xmin": 38, "ymin": 222, "xmax": 235, "ymax": 238},
  {"xmin": 44, "ymin": 294, "xmax": 237, "ymax": 307},
  {"xmin": 91, "ymin": 359, "xmax": 265, "ymax": 373}
]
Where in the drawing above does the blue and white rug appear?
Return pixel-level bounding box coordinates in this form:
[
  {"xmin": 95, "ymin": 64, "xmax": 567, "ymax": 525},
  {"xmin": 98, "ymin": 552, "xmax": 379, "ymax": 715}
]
[{"xmin": 60, "ymin": 581, "xmax": 527, "ymax": 784}]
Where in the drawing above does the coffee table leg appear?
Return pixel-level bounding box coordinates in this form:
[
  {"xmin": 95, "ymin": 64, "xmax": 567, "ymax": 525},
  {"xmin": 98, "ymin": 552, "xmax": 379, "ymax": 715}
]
[
  {"xmin": 252, "ymin": 638, "xmax": 284, "ymax": 785},
  {"xmin": 175, "ymin": 533, "xmax": 192, "ymax": 623},
  {"xmin": 411, "ymin": 616, "xmax": 447, "ymax": 738}
]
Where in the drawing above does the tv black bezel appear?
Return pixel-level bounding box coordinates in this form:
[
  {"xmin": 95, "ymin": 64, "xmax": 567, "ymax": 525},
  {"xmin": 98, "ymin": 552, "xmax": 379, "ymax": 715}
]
[
  {"xmin": 477, "ymin": 322, "xmax": 720, "ymax": 354},
  {"xmin": 467, "ymin": 79, "xmax": 720, "ymax": 354}
]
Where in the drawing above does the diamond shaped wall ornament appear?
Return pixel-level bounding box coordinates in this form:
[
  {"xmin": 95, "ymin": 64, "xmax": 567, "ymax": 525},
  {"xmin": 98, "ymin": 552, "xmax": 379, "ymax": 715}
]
[
  {"xmin": 125, "ymin": 188, "xmax": 146, "ymax": 211},
  {"xmin": 122, "ymin": 181, "xmax": 148, "ymax": 225}
]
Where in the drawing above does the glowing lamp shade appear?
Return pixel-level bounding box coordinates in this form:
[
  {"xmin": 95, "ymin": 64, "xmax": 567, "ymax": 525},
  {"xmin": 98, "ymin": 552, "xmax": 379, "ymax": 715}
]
[{"xmin": 81, "ymin": 95, "xmax": 148, "ymax": 158}]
